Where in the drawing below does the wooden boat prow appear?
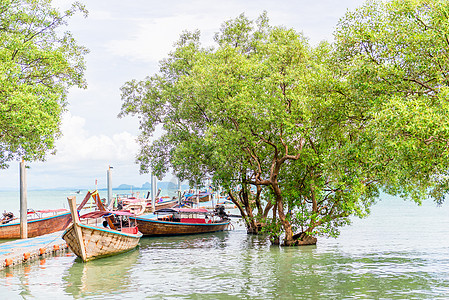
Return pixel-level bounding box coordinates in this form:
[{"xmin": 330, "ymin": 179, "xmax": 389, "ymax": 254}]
[{"xmin": 62, "ymin": 196, "xmax": 142, "ymax": 262}]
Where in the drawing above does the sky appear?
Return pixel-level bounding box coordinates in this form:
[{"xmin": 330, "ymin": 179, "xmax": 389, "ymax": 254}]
[{"xmin": 0, "ymin": 0, "xmax": 366, "ymax": 190}]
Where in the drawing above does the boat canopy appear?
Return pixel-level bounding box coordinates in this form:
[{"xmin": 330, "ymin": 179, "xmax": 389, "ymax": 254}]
[{"xmin": 155, "ymin": 208, "xmax": 210, "ymax": 215}]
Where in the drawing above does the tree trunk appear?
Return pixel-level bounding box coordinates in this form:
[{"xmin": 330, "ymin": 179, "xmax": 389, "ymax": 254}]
[
  {"xmin": 228, "ymin": 189, "xmax": 261, "ymax": 234},
  {"xmin": 271, "ymin": 180, "xmax": 317, "ymax": 246},
  {"xmin": 245, "ymin": 204, "xmax": 261, "ymax": 235},
  {"xmin": 270, "ymin": 200, "xmax": 280, "ymax": 245},
  {"xmin": 270, "ymin": 180, "xmax": 295, "ymax": 246},
  {"xmin": 278, "ymin": 200, "xmax": 295, "ymax": 246}
]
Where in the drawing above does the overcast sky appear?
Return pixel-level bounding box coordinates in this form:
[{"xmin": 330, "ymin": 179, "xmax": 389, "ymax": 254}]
[{"xmin": 0, "ymin": 0, "xmax": 366, "ymax": 190}]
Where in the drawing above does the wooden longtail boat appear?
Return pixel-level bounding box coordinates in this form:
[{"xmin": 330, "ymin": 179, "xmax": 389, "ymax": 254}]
[
  {"xmin": 0, "ymin": 209, "xmax": 71, "ymax": 239},
  {"xmin": 151, "ymin": 198, "xmax": 179, "ymax": 211},
  {"xmin": 136, "ymin": 207, "xmax": 230, "ymax": 236},
  {"xmin": 183, "ymin": 192, "xmax": 212, "ymax": 204},
  {"xmin": 120, "ymin": 197, "xmax": 147, "ymax": 215},
  {"xmin": 117, "ymin": 195, "xmax": 178, "ymax": 215},
  {"xmin": 63, "ymin": 196, "xmax": 142, "ymax": 262},
  {"xmin": 198, "ymin": 192, "xmax": 212, "ymax": 202}
]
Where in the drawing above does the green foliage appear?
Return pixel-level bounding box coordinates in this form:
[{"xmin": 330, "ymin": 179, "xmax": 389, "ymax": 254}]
[
  {"xmin": 333, "ymin": 0, "xmax": 449, "ymax": 204},
  {"xmin": 0, "ymin": 0, "xmax": 88, "ymax": 167},
  {"xmin": 121, "ymin": 1, "xmax": 449, "ymax": 244}
]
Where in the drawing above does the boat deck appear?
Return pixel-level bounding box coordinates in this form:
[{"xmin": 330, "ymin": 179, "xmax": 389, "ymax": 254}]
[{"xmin": 0, "ymin": 231, "xmax": 68, "ymax": 270}]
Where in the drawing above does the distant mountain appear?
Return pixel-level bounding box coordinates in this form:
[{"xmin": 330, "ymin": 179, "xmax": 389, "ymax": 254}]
[
  {"xmin": 157, "ymin": 182, "xmax": 178, "ymax": 189},
  {"xmin": 114, "ymin": 181, "xmax": 181, "ymax": 190},
  {"xmin": 115, "ymin": 184, "xmax": 138, "ymax": 190}
]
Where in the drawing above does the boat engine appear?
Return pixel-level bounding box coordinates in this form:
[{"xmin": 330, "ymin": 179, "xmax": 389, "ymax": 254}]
[
  {"xmin": 214, "ymin": 205, "xmax": 229, "ymax": 220},
  {"xmin": 0, "ymin": 211, "xmax": 14, "ymax": 224}
]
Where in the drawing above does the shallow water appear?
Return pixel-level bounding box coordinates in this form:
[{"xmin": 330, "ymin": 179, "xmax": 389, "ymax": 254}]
[{"xmin": 0, "ymin": 191, "xmax": 448, "ymax": 299}]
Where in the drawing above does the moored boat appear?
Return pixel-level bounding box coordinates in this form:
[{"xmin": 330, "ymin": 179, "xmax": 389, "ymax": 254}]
[
  {"xmin": 119, "ymin": 197, "xmax": 147, "ymax": 215},
  {"xmin": 0, "ymin": 209, "xmax": 71, "ymax": 239},
  {"xmin": 135, "ymin": 206, "xmax": 231, "ymax": 236},
  {"xmin": 117, "ymin": 195, "xmax": 178, "ymax": 215},
  {"xmin": 63, "ymin": 196, "xmax": 142, "ymax": 262},
  {"xmin": 183, "ymin": 191, "xmax": 212, "ymax": 204},
  {"xmin": 150, "ymin": 198, "xmax": 179, "ymax": 211}
]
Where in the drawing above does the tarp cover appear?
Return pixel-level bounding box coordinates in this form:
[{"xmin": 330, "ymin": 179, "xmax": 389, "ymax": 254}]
[{"xmin": 80, "ymin": 210, "xmax": 136, "ymax": 219}]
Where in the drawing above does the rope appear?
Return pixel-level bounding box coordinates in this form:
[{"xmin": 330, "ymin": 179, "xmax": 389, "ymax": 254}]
[{"xmin": 39, "ymin": 231, "xmax": 67, "ymax": 253}]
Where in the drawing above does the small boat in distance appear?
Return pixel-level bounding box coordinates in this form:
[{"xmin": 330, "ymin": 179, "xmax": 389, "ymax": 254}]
[
  {"xmin": 183, "ymin": 191, "xmax": 212, "ymax": 204},
  {"xmin": 0, "ymin": 209, "xmax": 71, "ymax": 239},
  {"xmin": 135, "ymin": 206, "xmax": 231, "ymax": 236},
  {"xmin": 63, "ymin": 196, "xmax": 142, "ymax": 262}
]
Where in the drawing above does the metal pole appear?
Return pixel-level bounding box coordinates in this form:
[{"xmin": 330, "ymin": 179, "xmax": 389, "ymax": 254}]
[
  {"xmin": 19, "ymin": 160, "xmax": 27, "ymax": 239},
  {"xmin": 107, "ymin": 166, "xmax": 113, "ymax": 207},
  {"xmin": 212, "ymin": 186, "xmax": 215, "ymax": 209},
  {"xmin": 151, "ymin": 173, "xmax": 156, "ymax": 212},
  {"xmin": 195, "ymin": 185, "xmax": 199, "ymax": 208},
  {"xmin": 177, "ymin": 178, "xmax": 181, "ymax": 205},
  {"xmin": 154, "ymin": 175, "xmax": 158, "ymax": 206}
]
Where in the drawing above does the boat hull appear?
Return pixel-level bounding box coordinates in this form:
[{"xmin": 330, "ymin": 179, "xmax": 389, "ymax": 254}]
[
  {"xmin": 199, "ymin": 194, "xmax": 211, "ymax": 202},
  {"xmin": 0, "ymin": 212, "xmax": 72, "ymax": 239},
  {"xmin": 136, "ymin": 217, "xmax": 230, "ymax": 236},
  {"xmin": 62, "ymin": 223, "xmax": 142, "ymax": 262},
  {"xmin": 155, "ymin": 199, "xmax": 179, "ymax": 209}
]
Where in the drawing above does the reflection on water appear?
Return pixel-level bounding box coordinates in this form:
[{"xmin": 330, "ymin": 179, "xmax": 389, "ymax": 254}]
[
  {"xmin": 0, "ymin": 196, "xmax": 448, "ymax": 299},
  {"xmin": 63, "ymin": 249, "xmax": 140, "ymax": 298}
]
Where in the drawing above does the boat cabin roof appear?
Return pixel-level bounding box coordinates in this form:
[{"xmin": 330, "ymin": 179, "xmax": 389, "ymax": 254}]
[{"xmin": 155, "ymin": 208, "xmax": 210, "ymax": 215}]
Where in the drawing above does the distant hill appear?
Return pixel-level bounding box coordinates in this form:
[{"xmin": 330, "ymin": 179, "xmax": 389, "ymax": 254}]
[
  {"xmin": 158, "ymin": 182, "xmax": 178, "ymax": 189},
  {"xmin": 114, "ymin": 181, "xmax": 181, "ymax": 190},
  {"xmin": 115, "ymin": 184, "xmax": 138, "ymax": 190}
]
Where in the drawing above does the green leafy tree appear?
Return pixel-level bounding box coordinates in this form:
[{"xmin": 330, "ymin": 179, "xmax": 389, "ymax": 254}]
[
  {"xmin": 120, "ymin": 13, "xmax": 373, "ymax": 246},
  {"xmin": 0, "ymin": 0, "xmax": 88, "ymax": 168},
  {"xmin": 121, "ymin": 1, "xmax": 449, "ymax": 246},
  {"xmin": 331, "ymin": 0, "xmax": 449, "ymax": 204}
]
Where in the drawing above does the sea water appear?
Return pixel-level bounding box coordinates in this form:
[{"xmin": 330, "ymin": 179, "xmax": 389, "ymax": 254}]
[{"xmin": 0, "ymin": 190, "xmax": 448, "ymax": 299}]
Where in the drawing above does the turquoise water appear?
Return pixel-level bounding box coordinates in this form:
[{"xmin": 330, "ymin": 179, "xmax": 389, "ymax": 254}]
[
  {"xmin": 0, "ymin": 191, "xmax": 448, "ymax": 299},
  {"xmin": 0, "ymin": 189, "xmax": 181, "ymax": 214}
]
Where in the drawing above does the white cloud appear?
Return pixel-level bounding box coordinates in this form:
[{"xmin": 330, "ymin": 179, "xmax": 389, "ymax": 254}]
[
  {"xmin": 4, "ymin": 113, "xmax": 146, "ymax": 189},
  {"xmin": 50, "ymin": 112, "xmax": 139, "ymax": 163},
  {"xmin": 0, "ymin": 0, "xmax": 368, "ymax": 190},
  {"xmin": 105, "ymin": 14, "xmax": 221, "ymax": 63},
  {"xmin": 0, "ymin": 111, "xmax": 138, "ymax": 190}
]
